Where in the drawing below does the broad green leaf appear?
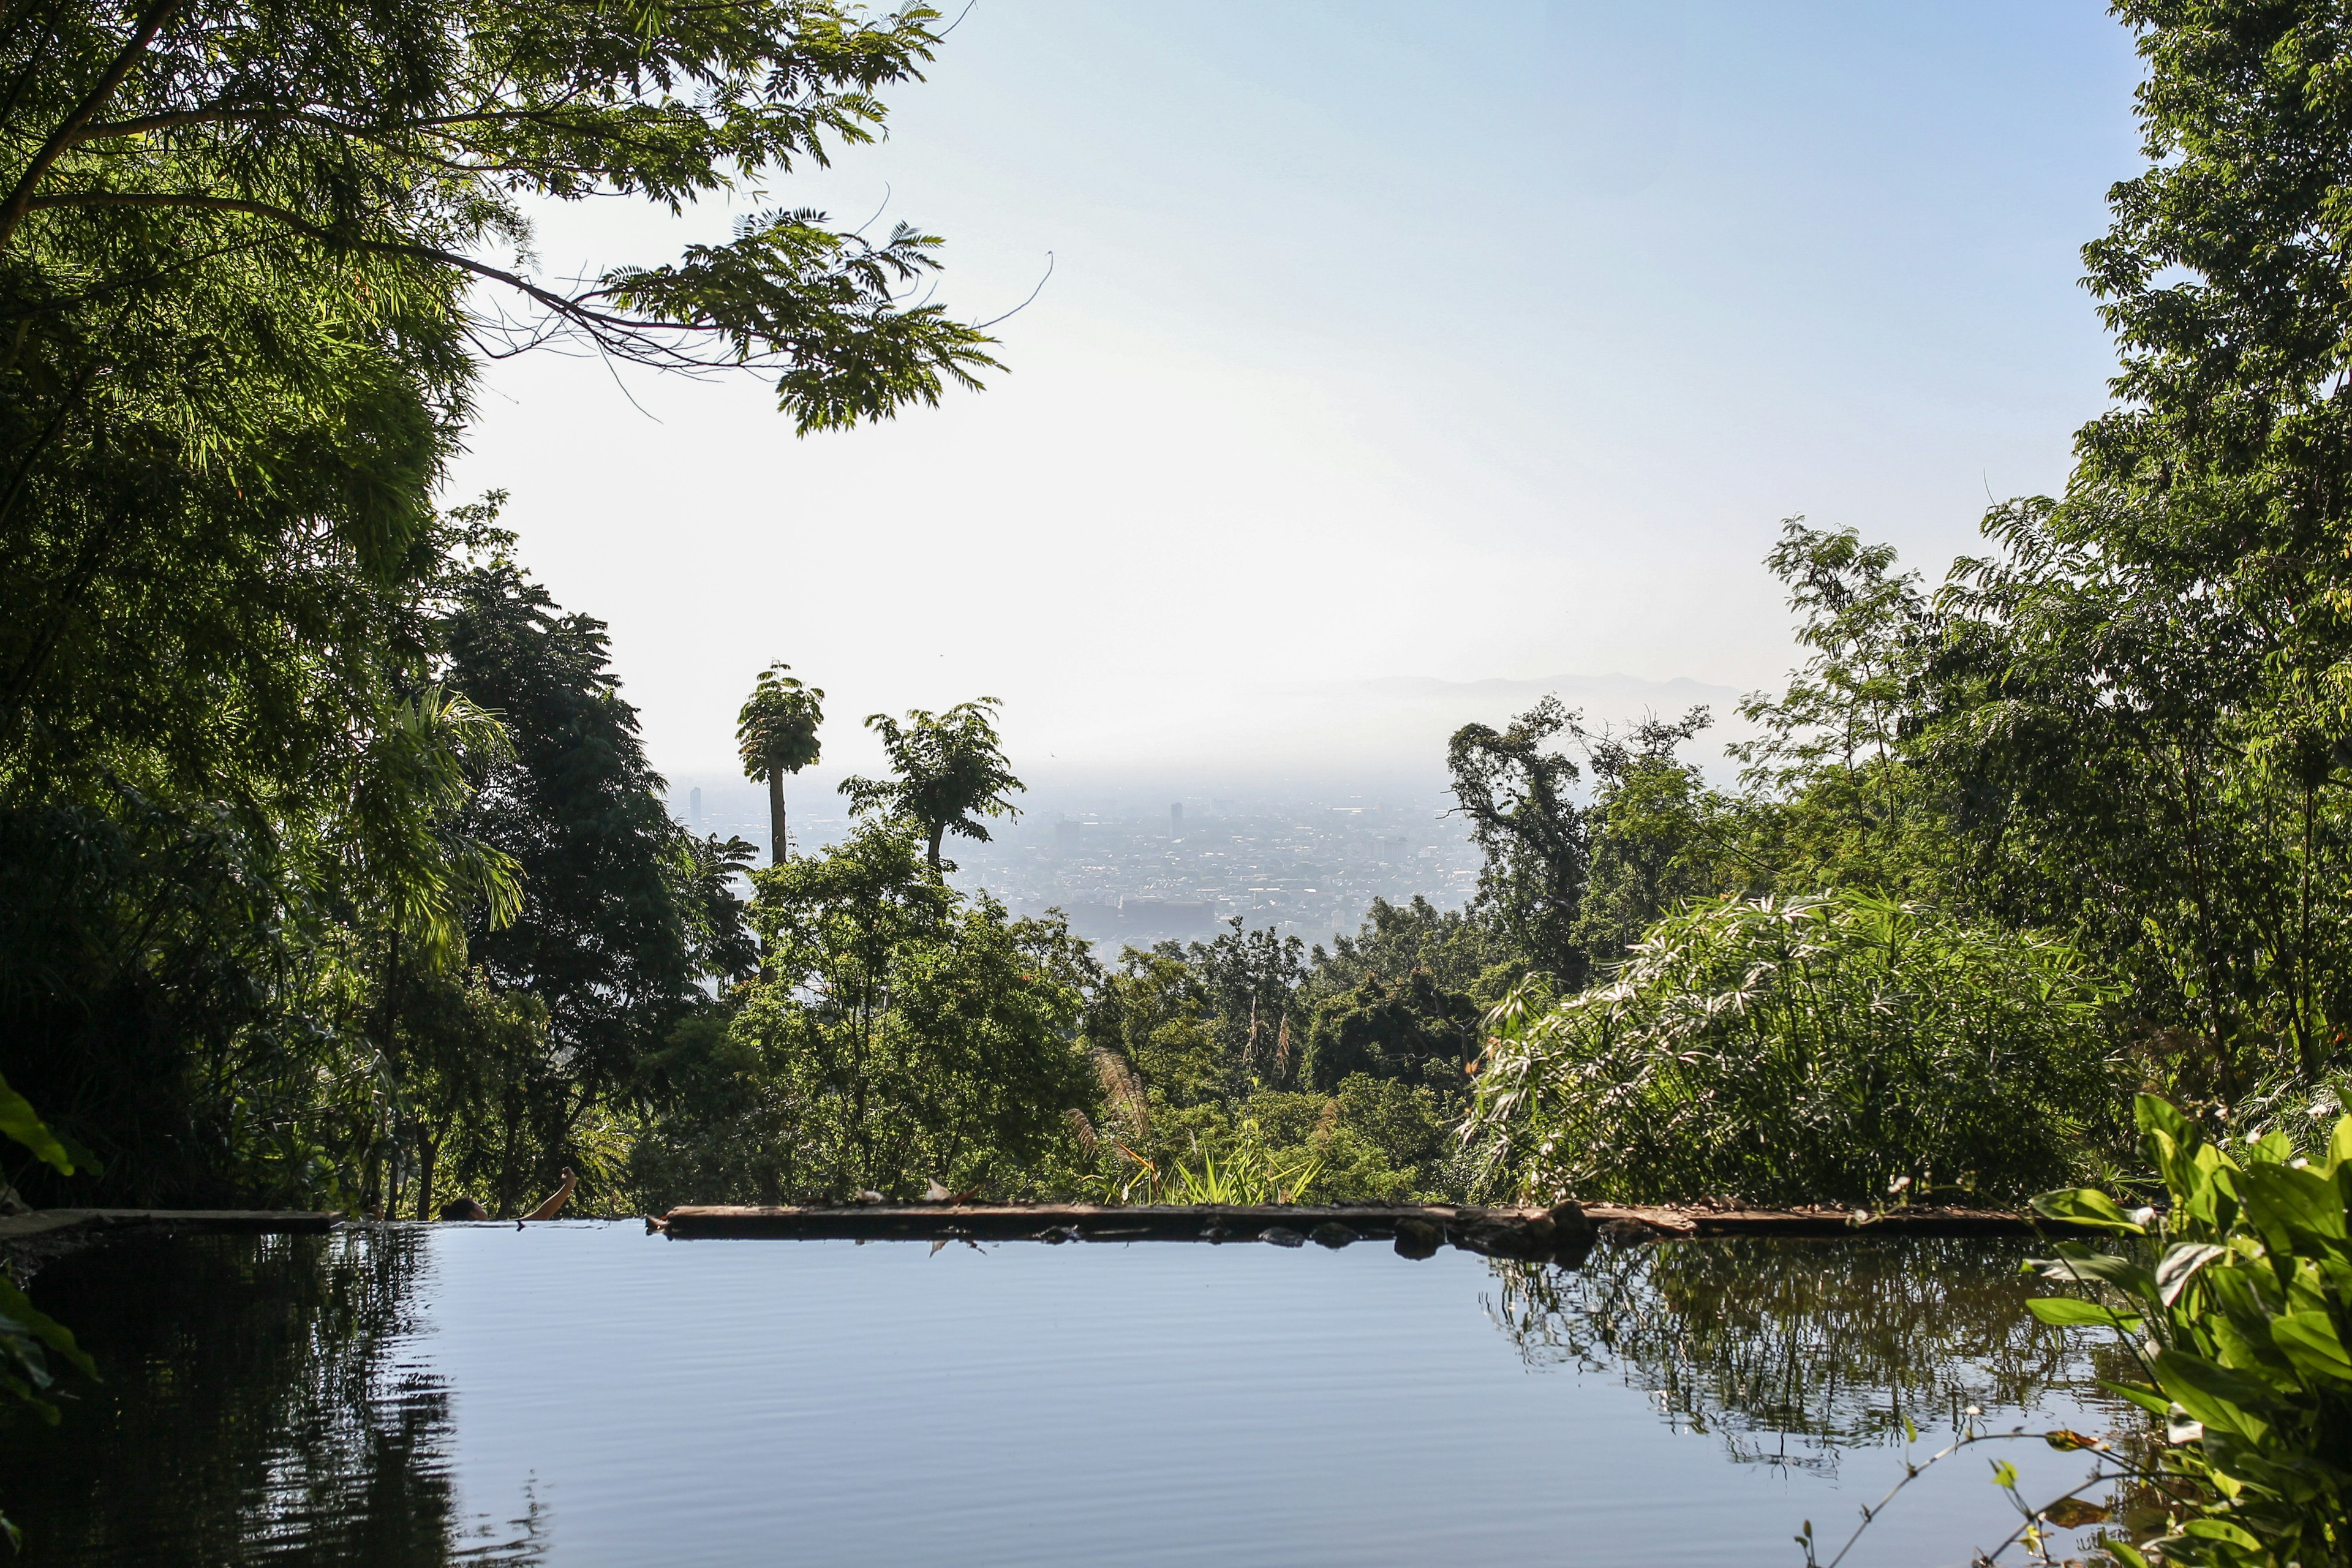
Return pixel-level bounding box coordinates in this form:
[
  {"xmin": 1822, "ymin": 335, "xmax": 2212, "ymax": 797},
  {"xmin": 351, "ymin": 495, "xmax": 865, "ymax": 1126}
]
[
  {"xmin": 2096, "ymin": 1378, "xmax": 2172, "ymax": 1417},
  {"xmin": 2155, "ymin": 1348, "xmax": 2277, "ymax": 1443},
  {"xmin": 2269, "ymin": 1311, "xmax": 2352, "ymax": 1383},
  {"xmin": 0, "ymin": 1071, "xmax": 72, "ymax": 1177},
  {"xmin": 1989, "ymin": 1458, "xmax": 2019, "ymax": 1490},
  {"xmin": 0, "ymin": 1275, "xmax": 92, "ymax": 1384},
  {"xmin": 2327, "ymin": 1114, "xmax": 2352, "ymax": 1178},
  {"xmin": 2040, "ymin": 1248, "xmax": 2160, "ymax": 1302},
  {"xmin": 2180, "ymin": 1519, "xmax": 2261, "ymax": 1550},
  {"xmin": 2136, "ymin": 1092, "xmax": 2196, "ymax": 1148},
  {"xmin": 2235, "ymin": 1163, "xmax": 2346, "ymax": 1248},
  {"xmin": 2027, "ymin": 1296, "xmax": 2141, "ymax": 1331},
  {"xmin": 2030, "ymin": 1187, "xmax": 2144, "ymax": 1232},
  {"xmin": 2157, "ymin": 1242, "xmax": 2226, "ymax": 1306}
]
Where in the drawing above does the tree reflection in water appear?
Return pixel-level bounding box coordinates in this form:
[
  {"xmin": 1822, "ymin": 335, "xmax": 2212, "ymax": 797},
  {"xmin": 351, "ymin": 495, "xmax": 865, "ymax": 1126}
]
[
  {"xmin": 0, "ymin": 1229, "xmax": 542, "ymax": 1567},
  {"xmin": 1484, "ymin": 1236, "xmax": 2097, "ymax": 1471}
]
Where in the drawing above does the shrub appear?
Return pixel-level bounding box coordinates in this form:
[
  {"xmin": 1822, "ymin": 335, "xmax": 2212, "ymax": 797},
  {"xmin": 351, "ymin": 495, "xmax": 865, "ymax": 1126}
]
[{"xmin": 1465, "ymin": 890, "xmax": 2119, "ymax": 1205}]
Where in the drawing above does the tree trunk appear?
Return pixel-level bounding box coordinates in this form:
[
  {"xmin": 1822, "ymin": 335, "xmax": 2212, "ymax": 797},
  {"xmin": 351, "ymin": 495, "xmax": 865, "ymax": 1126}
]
[
  {"xmin": 416, "ymin": 1133, "xmax": 440, "ymax": 1221},
  {"xmin": 926, "ymin": 821, "xmax": 944, "ymax": 872},
  {"xmin": 761, "ymin": 766, "xmax": 789, "ymax": 864}
]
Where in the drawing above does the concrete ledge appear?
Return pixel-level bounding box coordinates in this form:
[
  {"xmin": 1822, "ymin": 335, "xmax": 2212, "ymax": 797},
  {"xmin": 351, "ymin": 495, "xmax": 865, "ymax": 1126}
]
[{"xmin": 655, "ymin": 1200, "xmax": 2087, "ymax": 1252}]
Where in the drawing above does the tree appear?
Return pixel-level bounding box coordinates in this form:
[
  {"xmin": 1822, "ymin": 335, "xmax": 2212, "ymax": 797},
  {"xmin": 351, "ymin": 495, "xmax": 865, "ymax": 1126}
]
[
  {"xmin": 1871, "ymin": 2, "xmax": 2352, "ymax": 1096},
  {"xmin": 6, "ymin": 0, "xmax": 992, "ymax": 824},
  {"xmin": 736, "ymin": 663, "xmax": 824, "ymax": 865},
  {"xmin": 440, "ymin": 538, "xmax": 715, "ymax": 1208},
  {"xmin": 3, "ymin": 0, "xmax": 995, "ymax": 410},
  {"xmin": 0, "ymin": 0, "xmax": 1001, "ymax": 1206},
  {"xmin": 1447, "ymin": 697, "xmax": 1594, "ymax": 987},
  {"xmin": 1311, "ymin": 894, "xmax": 1506, "ymax": 1001},
  {"xmin": 842, "ymin": 697, "xmax": 1022, "ymax": 872},
  {"xmin": 1575, "ymin": 707, "xmax": 1726, "ymax": 965},
  {"xmin": 647, "ymin": 818, "xmax": 1093, "ymax": 1200},
  {"xmin": 1299, "ymin": 970, "xmax": 1479, "ymax": 1095}
]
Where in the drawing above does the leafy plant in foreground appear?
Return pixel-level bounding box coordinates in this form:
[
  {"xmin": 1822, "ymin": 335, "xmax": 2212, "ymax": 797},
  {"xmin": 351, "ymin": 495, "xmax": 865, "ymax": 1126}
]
[
  {"xmin": 0, "ymin": 1072, "xmax": 96, "ymax": 1548},
  {"xmin": 2023, "ymin": 1095, "xmax": 2351, "ymax": 1567},
  {"xmin": 1804, "ymin": 1092, "xmax": 2351, "ymax": 1568}
]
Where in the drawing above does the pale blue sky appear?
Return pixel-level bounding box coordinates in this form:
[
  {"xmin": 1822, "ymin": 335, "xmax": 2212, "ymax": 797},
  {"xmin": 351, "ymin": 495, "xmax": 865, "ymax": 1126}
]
[{"xmin": 446, "ymin": 2, "xmax": 2146, "ymax": 786}]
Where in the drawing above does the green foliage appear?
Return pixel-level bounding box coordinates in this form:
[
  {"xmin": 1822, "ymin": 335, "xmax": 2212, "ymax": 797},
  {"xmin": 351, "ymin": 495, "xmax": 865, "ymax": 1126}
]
[
  {"xmin": 631, "ymin": 821, "xmax": 1095, "ymax": 1204},
  {"xmin": 1466, "ymin": 889, "xmax": 2122, "ymax": 1206},
  {"xmin": 1446, "ymin": 696, "xmax": 1749, "ymax": 992},
  {"xmin": 842, "ymin": 698, "xmax": 1022, "ymax": 872},
  {"xmin": 737, "ymin": 662, "xmax": 824, "ymax": 865},
  {"xmin": 437, "ymin": 541, "xmax": 725, "ymax": 1211},
  {"xmin": 1310, "ymin": 893, "xmax": 1512, "ymax": 1002},
  {"xmin": 4, "ymin": 0, "xmax": 995, "ymax": 424},
  {"xmin": 0, "ymin": 1082, "xmax": 95, "ymax": 1548},
  {"xmin": 1299, "ymin": 969, "xmax": 1478, "ymax": 1094},
  {"xmin": 2021, "ymin": 1094, "xmax": 2352, "ymax": 1568},
  {"xmin": 1102, "ymin": 1133, "xmax": 1323, "ymax": 1207},
  {"xmin": 1730, "ymin": 519, "xmax": 1951, "ymax": 902},
  {"xmin": 0, "ymin": 0, "xmax": 992, "ymax": 1211},
  {"xmin": 1446, "ymin": 696, "xmax": 1593, "ymax": 987},
  {"xmin": 1077, "ymin": 909, "xmax": 1472, "ymax": 1204},
  {"xmin": 1575, "ymin": 707, "xmax": 1737, "ymax": 964},
  {"xmin": 1092, "ymin": 1076, "xmax": 1460, "ymax": 1207}
]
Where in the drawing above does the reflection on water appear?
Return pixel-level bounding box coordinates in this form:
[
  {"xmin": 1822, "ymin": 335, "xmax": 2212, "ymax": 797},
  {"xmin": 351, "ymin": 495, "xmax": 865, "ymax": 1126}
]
[
  {"xmin": 0, "ymin": 1227, "xmax": 2116, "ymax": 1566},
  {"xmin": 1485, "ymin": 1237, "xmax": 2090, "ymax": 1469},
  {"xmin": 0, "ymin": 1231, "xmax": 542, "ymax": 1567}
]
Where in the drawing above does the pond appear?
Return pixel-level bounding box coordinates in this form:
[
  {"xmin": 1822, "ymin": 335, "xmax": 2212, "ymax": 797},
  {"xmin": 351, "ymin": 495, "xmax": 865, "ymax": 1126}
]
[{"xmin": 0, "ymin": 1226, "xmax": 2133, "ymax": 1567}]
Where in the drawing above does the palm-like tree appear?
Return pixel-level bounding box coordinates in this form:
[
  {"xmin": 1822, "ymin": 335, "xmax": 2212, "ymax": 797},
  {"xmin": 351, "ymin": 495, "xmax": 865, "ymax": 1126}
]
[
  {"xmin": 736, "ymin": 663, "xmax": 824, "ymax": 864},
  {"xmin": 840, "ymin": 696, "xmax": 1022, "ymax": 872}
]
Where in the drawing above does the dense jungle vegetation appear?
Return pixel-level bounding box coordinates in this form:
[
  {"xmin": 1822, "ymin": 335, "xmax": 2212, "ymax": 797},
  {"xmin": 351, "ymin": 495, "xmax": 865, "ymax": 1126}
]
[{"xmin": 8, "ymin": 0, "xmax": 2352, "ymax": 1231}]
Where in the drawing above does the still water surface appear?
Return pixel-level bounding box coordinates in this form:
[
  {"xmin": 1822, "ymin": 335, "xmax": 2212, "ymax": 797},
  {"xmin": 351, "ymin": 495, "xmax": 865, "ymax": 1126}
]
[{"xmin": 2, "ymin": 1225, "xmax": 2130, "ymax": 1566}]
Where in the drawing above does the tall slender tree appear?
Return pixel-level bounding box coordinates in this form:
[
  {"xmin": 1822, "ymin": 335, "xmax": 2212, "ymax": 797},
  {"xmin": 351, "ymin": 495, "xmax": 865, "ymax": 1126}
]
[{"xmin": 737, "ymin": 664, "xmax": 825, "ymax": 865}]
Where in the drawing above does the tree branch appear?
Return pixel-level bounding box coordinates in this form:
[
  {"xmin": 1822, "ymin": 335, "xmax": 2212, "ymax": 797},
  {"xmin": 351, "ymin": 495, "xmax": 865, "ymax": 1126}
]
[
  {"xmin": 0, "ymin": 0, "xmax": 184, "ymax": 248},
  {"xmin": 24, "ymin": 189, "xmax": 765, "ymax": 362}
]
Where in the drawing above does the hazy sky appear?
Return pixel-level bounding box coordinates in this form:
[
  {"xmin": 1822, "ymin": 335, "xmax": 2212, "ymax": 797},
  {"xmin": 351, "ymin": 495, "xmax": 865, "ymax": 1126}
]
[{"xmin": 442, "ymin": 2, "xmax": 2146, "ymax": 793}]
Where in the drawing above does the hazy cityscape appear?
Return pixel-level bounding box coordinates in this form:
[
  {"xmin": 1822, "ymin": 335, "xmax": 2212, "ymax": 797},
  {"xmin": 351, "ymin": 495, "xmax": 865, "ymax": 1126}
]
[{"xmin": 674, "ymin": 780, "xmax": 1483, "ymax": 952}]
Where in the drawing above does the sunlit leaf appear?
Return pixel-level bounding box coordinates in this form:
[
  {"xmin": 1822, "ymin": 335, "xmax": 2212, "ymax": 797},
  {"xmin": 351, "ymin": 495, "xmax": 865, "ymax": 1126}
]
[
  {"xmin": 2028, "ymin": 1296, "xmax": 2139, "ymax": 1330},
  {"xmin": 2154, "ymin": 1349, "xmax": 2277, "ymax": 1442},
  {"xmin": 2270, "ymin": 1311, "xmax": 2352, "ymax": 1383},
  {"xmin": 2030, "ymin": 1188, "xmax": 2144, "ymax": 1232}
]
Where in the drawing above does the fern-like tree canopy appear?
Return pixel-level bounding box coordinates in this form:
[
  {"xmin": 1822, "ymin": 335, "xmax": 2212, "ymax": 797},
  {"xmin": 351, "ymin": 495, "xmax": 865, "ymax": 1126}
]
[{"xmin": 737, "ymin": 662, "xmax": 824, "ymax": 865}]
